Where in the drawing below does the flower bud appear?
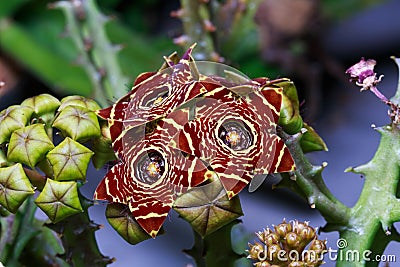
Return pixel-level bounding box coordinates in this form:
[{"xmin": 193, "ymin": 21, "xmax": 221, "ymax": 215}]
[
  {"xmin": 274, "ymin": 221, "xmax": 292, "ymax": 238},
  {"xmin": 248, "ymin": 220, "xmax": 325, "ymax": 266}
]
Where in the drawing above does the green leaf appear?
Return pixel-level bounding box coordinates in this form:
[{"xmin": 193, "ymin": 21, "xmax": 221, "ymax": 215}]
[
  {"xmin": 47, "ymin": 137, "xmax": 94, "ymax": 181},
  {"xmin": 19, "ymin": 225, "xmax": 70, "ymax": 267},
  {"xmin": 7, "ymin": 124, "xmax": 54, "ymax": 168},
  {"xmin": 173, "ymin": 179, "xmax": 243, "ymax": 237},
  {"xmin": 21, "ymin": 94, "xmax": 61, "ymax": 117},
  {"xmin": 0, "ymin": 164, "xmax": 34, "ymax": 213},
  {"xmin": 35, "ymin": 179, "xmax": 83, "ymax": 223},
  {"xmin": 276, "ymin": 79, "xmax": 304, "ymax": 134},
  {"xmin": 0, "ymin": 20, "xmax": 92, "ymax": 96},
  {"xmin": 0, "ymin": 0, "xmax": 28, "ymax": 19},
  {"xmin": 300, "ymin": 123, "xmax": 328, "ymax": 153},
  {"xmin": 105, "ymin": 203, "xmax": 152, "ymax": 245},
  {"xmin": 59, "ymin": 96, "xmax": 101, "ymax": 112},
  {"xmin": 53, "ymin": 105, "xmax": 101, "ymax": 141},
  {"xmin": 0, "ymin": 105, "xmax": 33, "ymax": 144}
]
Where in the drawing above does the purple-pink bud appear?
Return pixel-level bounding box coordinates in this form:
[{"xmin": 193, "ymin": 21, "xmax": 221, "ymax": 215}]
[{"xmin": 345, "ymin": 58, "xmax": 376, "ymax": 84}]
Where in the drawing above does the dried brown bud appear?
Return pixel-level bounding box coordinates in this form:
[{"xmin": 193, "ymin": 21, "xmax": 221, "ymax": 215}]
[{"xmin": 247, "ymin": 220, "xmax": 325, "ymax": 266}]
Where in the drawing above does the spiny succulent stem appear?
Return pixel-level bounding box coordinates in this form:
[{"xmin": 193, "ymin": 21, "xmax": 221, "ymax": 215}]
[
  {"xmin": 54, "ymin": 0, "xmax": 128, "ymax": 107},
  {"xmin": 282, "ymin": 130, "xmax": 350, "ymax": 225},
  {"xmin": 177, "ymin": 0, "xmax": 218, "ymax": 61},
  {"xmin": 338, "ymin": 126, "xmax": 400, "ymax": 266}
]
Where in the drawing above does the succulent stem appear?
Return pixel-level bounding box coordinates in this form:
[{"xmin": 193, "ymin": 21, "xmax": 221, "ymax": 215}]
[
  {"xmin": 53, "ymin": 0, "xmax": 128, "ymax": 107},
  {"xmin": 281, "ymin": 130, "xmax": 350, "ymax": 225}
]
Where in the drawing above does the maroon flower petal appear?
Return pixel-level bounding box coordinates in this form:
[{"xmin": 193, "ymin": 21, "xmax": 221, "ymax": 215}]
[
  {"xmin": 170, "ymin": 86, "xmax": 295, "ymax": 198},
  {"xmin": 94, "ymin": 109, "xmax": 209, "ymax": 237}
]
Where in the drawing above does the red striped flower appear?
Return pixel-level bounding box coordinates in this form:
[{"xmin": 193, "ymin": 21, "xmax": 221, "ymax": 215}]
[
  {"xmin": 94, "ymin": 45, "xmax": 295, "ymax": 237},
  {"xmin": 170, "ymin": 81, "xmax": 295, "ymax": 198}
]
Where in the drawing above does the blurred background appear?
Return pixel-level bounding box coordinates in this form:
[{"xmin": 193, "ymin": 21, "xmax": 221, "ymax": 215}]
[{"xmin": 1, "ymin": 0, "xmax": 400, "ymax": 266}]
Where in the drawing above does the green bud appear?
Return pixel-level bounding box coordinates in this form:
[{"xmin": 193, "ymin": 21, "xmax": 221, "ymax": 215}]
[
  {"xmin": 59, "ymin": 95, "xmax": 101, "ymax": 112},
  {"xmin": 284, "ymin": 232, "xmax": 301, "ymax": 250},
  {"xmin": 264, "ymin": 233, "xmax": 280, "ymax": 246},
  {"xmin": 173, "ymin": 179, "xmax": 243, "ymax": 237},
  {"xmin": 274, "ymin": 221, "xmax": 292, "ymax": 238},
  {"xmin": 0, "ymin": 105, "xmax": 34, "ymax": 144},
  {"xmin": 53, "ymin": 105, "xmax": 101, "ymax": 141},
  {"xmin": 296, "ymin": 223, "xmax": 316, "ymax": 245},
  {"xmin": 309, "ymin": 239, "xmax": 327, "ymax": 254},
  {"xmin": 106, "ymin": 203, "xmax": 151, "ymax": 245},
  {"xmin": 47, "ymin": 137, "xmax": 94, "ymax": 181},
  {"xmin": 91, "ymin": 121, "xmax": 116, "ymax": 169},
  {"xmin": 7, "ymin": 124, "xmax": 54, "ymax": 168},
  {"xmin": 275, "ymin": 80, "xmax": 303, "ymax": 134},
  {"xmin": 21, "ymin": 94, "xmax": 61, "ymax": 116},
  {"xmin": 0, "ymin": 163, "xmax": 34, "ymax": 213},
  {"xmin": 35, "ymin": 179, "xmax": 83, "ymax": 223}
]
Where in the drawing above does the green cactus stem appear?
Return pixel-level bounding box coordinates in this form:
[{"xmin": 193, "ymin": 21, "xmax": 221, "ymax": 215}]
[
  {"xmin": 340, "ymin": 125, "xmax": 400, "ymax": 267},
  {"xmin": 46, "ymin": 193, "xmax": 114, "ymax": 267},
  {"xmin": 184, "ymin": 220, "xmax": 243, "ymax": 267},
  {"xmin": 0, "ymin": 197, "xmax": 38, "ymax": 266},
  {"xmin": 278, "ymin": 130, "xmax": 350, "ymax": 225},
  {"xmin": 173, "ymin": 0, "xmax": 219, "ymax": 61},
  {"xmin": 53, "ymin": 0, "xmax": 128, "ymax": 106}
]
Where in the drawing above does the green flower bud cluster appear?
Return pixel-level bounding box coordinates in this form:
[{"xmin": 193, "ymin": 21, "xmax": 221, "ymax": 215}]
[
  {"xmin": 247, "ymin": 220, "xmax": 326, "ymax": 267},
  {"xmin": 0, "ymin": 94, "xmax": 113, "ymax": 222}
]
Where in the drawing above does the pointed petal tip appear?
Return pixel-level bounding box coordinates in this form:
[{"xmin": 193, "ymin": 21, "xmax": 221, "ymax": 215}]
[
  {"xmin": 227, "ymin": 190, "xmax": 236, "ymax": 200},
  {"xmin": 182, "ymin": 43, "xmax": 197, "ymax": 60}
]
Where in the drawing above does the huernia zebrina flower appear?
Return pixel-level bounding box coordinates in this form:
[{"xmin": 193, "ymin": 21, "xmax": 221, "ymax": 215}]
[{"xmin": 94, "ymin": 44, "xmax": 295, "ymax": 237}]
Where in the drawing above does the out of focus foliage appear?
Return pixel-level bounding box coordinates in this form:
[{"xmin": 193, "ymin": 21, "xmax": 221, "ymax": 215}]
[{"xmin": 0, "ymin": 0, "xmax": 384, "ymax": 103}]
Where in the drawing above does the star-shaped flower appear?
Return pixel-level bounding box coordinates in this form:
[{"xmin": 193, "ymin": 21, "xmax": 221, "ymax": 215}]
[
  {"xmin": 94, "ymin": 110, "xmax": 209, "ymax": 237},
  {"xmin": 170, "ymin": 85, "xmax": 295, "ymax": 199},
  {"xmin": 96, "ymin": 44, "xmax": 219, "ymax": 158}
]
